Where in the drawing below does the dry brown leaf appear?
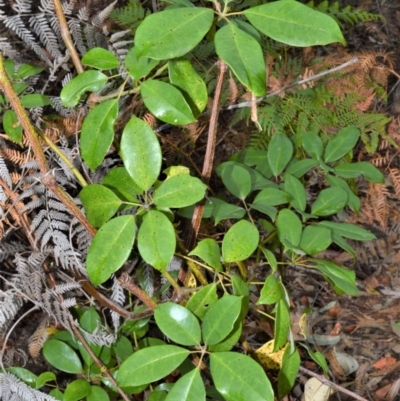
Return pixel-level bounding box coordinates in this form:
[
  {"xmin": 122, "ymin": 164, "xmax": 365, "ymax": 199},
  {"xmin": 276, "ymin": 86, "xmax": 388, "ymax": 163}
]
[{"xmin": 373, "ymin": 357, "xmax": 397, "ymax": 370}]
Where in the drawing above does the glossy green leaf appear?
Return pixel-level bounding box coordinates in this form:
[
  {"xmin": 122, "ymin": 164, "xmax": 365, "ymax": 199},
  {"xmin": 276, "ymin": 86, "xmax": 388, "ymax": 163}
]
[
  {"xmin": 210, "ymin": 352, "xmax": 274, "ymax": 401},
  {"xmin": 135, "ymin": 8, "xmax": 213, "ymax": 59},
  {"xmin": 276, "ymin": 209, "xmax": 302, "ymax": 248},
  {"xmin": 80, "ymin": 306, "xmax": 101, "ymax": 333},
  {"xmin": 15, "ymin": 63, "xmax": 44, "ymax": 79},
  {"xmin": 141, "ymin": 80, "xmax": 196, "ymax": 125},
  {"xmin": 285, "ymin": 159, "xmax": 319, "ymax": 178},
  {"xmin": 318, "ymin": 221, "xmax": 375, "ymax": 241},
  {"xmin": 300, "ymin": 225, "xmax": 332, "ymax": 255},
  {"xmin": 253, "ymin": 188, "xmax": 291, "ymax": 207},
  {"xmin": 20, "ymin": 94, "xmax": 51, "ymax": 108},
  {"xmin": 222, "ymin": 220, "xmax": 259, "ymax": 263},
  {"xmin": 87, "ymin": 385, "xmax": 110, "ymax": 401},
  {"xmin": 260, "ymin": 247, "xmax": 277, "ymax": 272},
  {"xmin": 208, "ymin": 320, "xmax": 242, "ymax": 352},
  {"xmin": 79, "ymin": 184, "xmax": 122, "ymax": 227},
  {"xmin": 113, "ymin": 336, "xmax": 134, "ymax": 362},
  {"xmin": 218, "ymin": 161, "xmax": 252, "ymax": 200},
  {"xmin": 334, "ymin": 162, "xmax": 384, "ymax": 183},
  {"xmin": 232, "ymin": 275, "xmax": 250, "ymax": 321},
  {"xmin": 43, "ymin": 339, "xmax": 82, "ymax": 374},
  {"xmin": 102, "ymin": 167, "xmax": 143, "ymax": 201},
  {"xmin": 324, "ymin": 126, "xmax": 360, "ymax": 163},
  {"xmin": 302, "ymin": 131, "xmax": 323, "ymax": 159},
  {"xmin": 189, "ymin": 238, "xmax": 222, "ymax": 272},
  {"xmin": 80, "ymin": 99, "xmax": 118, "ymax": 171},
  {"xmin": 325, "ymin": 174, "xmax": 360, "ymax": 212},
  {"xmin": 283, "ymin": 173, "xmax": 307, "ymax": 212},
  {"xmin": 35, "ymin": 371, "xmax": 56, "ymax": 389},
  {"xmin": 148, "ymin": 390, "xmax": 167, "ymax": 401},
  {"xmin": 274, "ymin": 300, "xmax": 290, "ymax": 351},
  {"xmin": 278, "ymin": 348, "xmax": 300, "ymax": 399},
  {"xmin": 258, "ymin": 274, "xmax": 283, "ymax": 304},
  {"xmin": 153, "ymin": 175, "xmax": 207, "ymax": 208},
  {"xmin": 210, "ymin": 197, "xmax": 246, "ymax": 224},
  {"xmin": 202, "ymin": 294, "xmax": 242, "ymax": 346},
  {"xmin": 169, "ymin": 59, "xmax": 208, "ymax": 115},
  {"xmin": 117, "ymin": 345, "xmax": 190, "ymax": 387},
  {"xmin": 64, "ymin": 379, "xmax": 91, "ymax": 401},
  {"xmin": 215, "ymin": 24, "xmax": 266, "ymax": 96},
  {"xmin": 6, "ymin": 367, "xmax": 37, "ymax": 385},
  {"xmin": 186, "ymin": 283, "xmax": 218, "ymax": 320},
  {"xmin": 86, "ymin": 215, "xmax": 136, "ymax": 285},
  {"xmin": 243, "ymin": 1, "xmax": 345, "ymax": 47},
  {"xmin": 121, "ymin": 115, "xmax": 162, "ymax": 191},
  {"xmin": 165, "ymin": 369, "xmax": 205, "ymax": 401},
  {"xmin": 125, "ymin": 47, "xmax": 159, "ymax": 80},
  {"xmin": 331, "ymin": 232, "xmax": 356, "ymax": 259},
  {"xmin": 60, "ymin": 70, "xmax": 108, "ymax": 107},
  {"xmin": 3, "ymin": 109, "xmax": 23, "ymax": 144},
  {"xmin": 311, "ymin": 187, "xmax": 348, "ymax": 216},
  {"xmin": 82, "ymin": 48, "xmax": 119, "ymax": 70},
  {"xmin": 311, "ymin": 258, "xmax": 359, "ymax": 295},
  {"xmin": 137, "ymin": 210, "xmax": 175, "ymax": 272},
  {"xmin": 267, "ymin": 134, "xmax": 293, "ymax": 177},
  {"xmin": 155, "ymin": 302, "xmax": 201, "ymax": 346},
  {"xmin": 231, "ymin": 19, "xmax": 261, "ymax": 42}
]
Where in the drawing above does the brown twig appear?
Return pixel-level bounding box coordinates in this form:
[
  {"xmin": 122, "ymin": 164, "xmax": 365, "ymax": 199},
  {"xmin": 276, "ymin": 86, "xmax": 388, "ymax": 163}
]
[
  {"xmin": 51, "ymin": 0, "xmax": 84, "ymax": 74},
  {"xmin": 299, "ymin": 366, "xmax": 369, "ymax": 401}
]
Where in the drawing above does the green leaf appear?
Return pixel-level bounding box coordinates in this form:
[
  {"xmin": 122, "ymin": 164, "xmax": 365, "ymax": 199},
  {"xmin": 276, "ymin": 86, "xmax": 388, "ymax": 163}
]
[
  {"xmin": 102, "ymin": 167, "xmax": 143, "ymax": 201},
  {"xmin": 318, "ymin": 221, "xmax": 375, "ymax": 241},
  {"xmin": 278, "ymin": 348, "xmax": 300, "ymax": 399},
  {"xmin": 232, "ymin": 275, "xmax": 250, "ymax": 321},
  {"xmin": 121, "ymin": 115, "xmax": 162, "ymax": 191},
  {"xmin": 243, "ymin": 1, "xmax": 345, "ymax": 47},
  {"xmin": 153, "ymin": 175, "xmax": 207, "ymax": 208},
  {"xmin": 86, "ymin": 215, "xmax": 136, "ymax": 285},
  {"xmin": 267, "ymin": 134, "xmax": 293, "ymax": 177},
  {"xmin": 43, "ymin": 339, "xmax": 82, "ymax": 374},
  {"xmin": 3, "ymin": 110, "xmax": 23, "ymax": 144},
  {"xmin": 276, "ymin": 209, "xmax": 302, "ymax": 248},
  {"xmin": 80, "ymin": 306, "xmax": 101, "ymax": 332},
  {"xmin": 334, "ymin": 162, "xmax": 384, "ymax": 183},
  {"xmin": 82, "ymin": 48, "xmax": 119, "ymax": 70},
  {"xmin": 210, "ymin": 352, "xmax": 274, "ymax": 401},
  {"xmin": 189, "ymin": 238, "xmax": 222, "ymax": 272},
  {"xmin": 208, "ymin": 320, "xmax": 242, "ymax": 352},
  {"xmin": 218, "ymin": 161, "xmax": 252, "ymax": 200},
  {"xmin": 6, "ymin": 367, "xmax": 37, "ymax": 385},
  {"xmin": 202, "ymin": 294, "xmax": 242, "ymax": 346},
  {"xmin": 274, "ymin": 300, "xmax": 290, "ymax": 351},
  {"xmin": 299, "ymin": 344, "xmax": 329, "ymax": 376},
  {"xmin": 311, "ymin": 187, "xmax": 348, "ymax": 216},
  {"xmin": 165, "ymin": 369, "xmax": 205, "ymax": 401},
  {"xmin": 125, "ymin": 47, "xmax": 159, "ymax": 81},
  {"xmin": 300, "ymin": 225, "xmax": 332, "ymax": 255},
  {"xmin": 253, "ymin": 188, "xmax": 291, "ymax": 207},
  {"xmin": 311, "ymin": 258, "xmax": 359, "ymax": 295},
  {"xmin": 49, "ymin": 388, "xmax": 64, "ymax": 400},
  {"xmin": 169, "ymin": 59, "xmax": 208, "ymax": 116},
  {"xmin": 324, "ymin": 126, "xmax": 360, "ymax": 163},
  {"xmin": 260, "ymin": 247, "xmax": 277, "ymax": 272},
  {"xmin": 331, "ymin": 232, "xmax": 356, "ymax": 259},
  {"xmin": 135, "ymin": 8, "xmax": 213, "ymax": 59},
  {"xmin": 137, "ymin": 210, "xmax": 176, "ymax": 272},
  {"xmin": 302, "ymin": 131, "xmax": 323, "ymax": 159},
  {"xmin": 283, "ymin": 173, "xmax": 307, "ymax": 212},
  {"xmin": 258, "ymin": 274, "xmax": 283, "ymax": 305},
  {"xmin": 215, "ymin": 24, "xmax": 266, "ymax": 96},
  {"xmin": 60, "ymin": 70, "xmax": 108, "ymax": 107},
  {"xmin": 15, "ymin": 63, "xmax": 44, "ymax": 79},
  {"xmin": 141, "ymin": 80, "xmax": 196, "ymax": 125},
  {"xmin": 148, "ymin": 390, "xmax": 168, "ymax": 401},
  {"xmin": 325, "ymin": 174, "xmax": 360, "ymax": 212},
  {"xmin": 249, "ymin": 203, "xmax": 277, "ymax": 221},
  {"xmin": 285, "ymin": 159, "xmax": 319, "ymax": 178},
  {"xmin": 222, "ymin": 220, "xmax": 259, "ymax": 263},
  {"xmin": 64, "ymin": 379, "xmax": 91, "ymax": 401},
  {"xmin": 80, "ymin": 99, "xmax": 118, "ymax": 171},
  {"xmin": 155, "ymin": 302, "xmax": 201, "ymax": 346},
  {"xmin": 87, "ymin": 385, "xmax": 110, "ymax": 401},
  {"xmin": 117, "ymin": 345, "xmax": 190, "ymax": 387},
  {"xmin": 79, "ymin": 184, "xmax": 122, "ymax": 227},
  {"xmin": 211, "ymin": 197, "xmax": 246, "ymax": 224},
  {"xmin": 186, "ymin": 283, "xmax": 218, "ymax": 319},
  {"xmin": 20, "ymin": 94, "xmax": 51, "ymax": 108},
  {"xmin": 35, "ymin": 372, "xmax": 56, "ymax": 389}
]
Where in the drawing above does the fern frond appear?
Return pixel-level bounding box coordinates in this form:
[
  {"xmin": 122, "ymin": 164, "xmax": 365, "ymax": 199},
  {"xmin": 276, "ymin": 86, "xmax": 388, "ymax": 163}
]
[
  {"xmin": 92, "ymin": 0, "xmax": 118, "ymax": 27},
  {"xmin": 28, "ymin": 319, "xmax": 49, "ymax": 357},
  {"xmin": 0, "ymin": 291, "xmax": 23, "ymax": 332},
  {"xmin": 110, "ymin": 0, "xmax": 149, "ymax": 30}
]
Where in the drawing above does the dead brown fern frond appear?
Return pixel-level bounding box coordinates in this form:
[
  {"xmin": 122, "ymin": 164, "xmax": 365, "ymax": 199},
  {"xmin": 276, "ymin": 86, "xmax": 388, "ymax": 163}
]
[
  {"xmin": 28, "ymin": 318, "xmax": 49, "ymax": 358},
  {"xmin": 389, "ymin": 168, "xmax": 400, "ymax": 198},
  {"xmin": 367, "ymin": 182, "xmax": 390, "ymax": 230}
]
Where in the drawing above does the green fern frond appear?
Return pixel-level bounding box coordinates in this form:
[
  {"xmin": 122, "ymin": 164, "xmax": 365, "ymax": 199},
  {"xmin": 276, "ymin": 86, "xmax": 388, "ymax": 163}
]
[{"xmin": 110, "ymin": 0, "xmax": 150, "ymax": 30}]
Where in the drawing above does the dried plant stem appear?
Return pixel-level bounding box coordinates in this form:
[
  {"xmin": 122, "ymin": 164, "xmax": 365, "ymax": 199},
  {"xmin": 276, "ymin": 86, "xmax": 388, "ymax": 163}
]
[
  {"xmin": 299, "ymin": 366, "xmax": 369, "ymax": 401},
  {"xmin": 51, "ymin": 0, "xmax": 83, "ymax": 74}
]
